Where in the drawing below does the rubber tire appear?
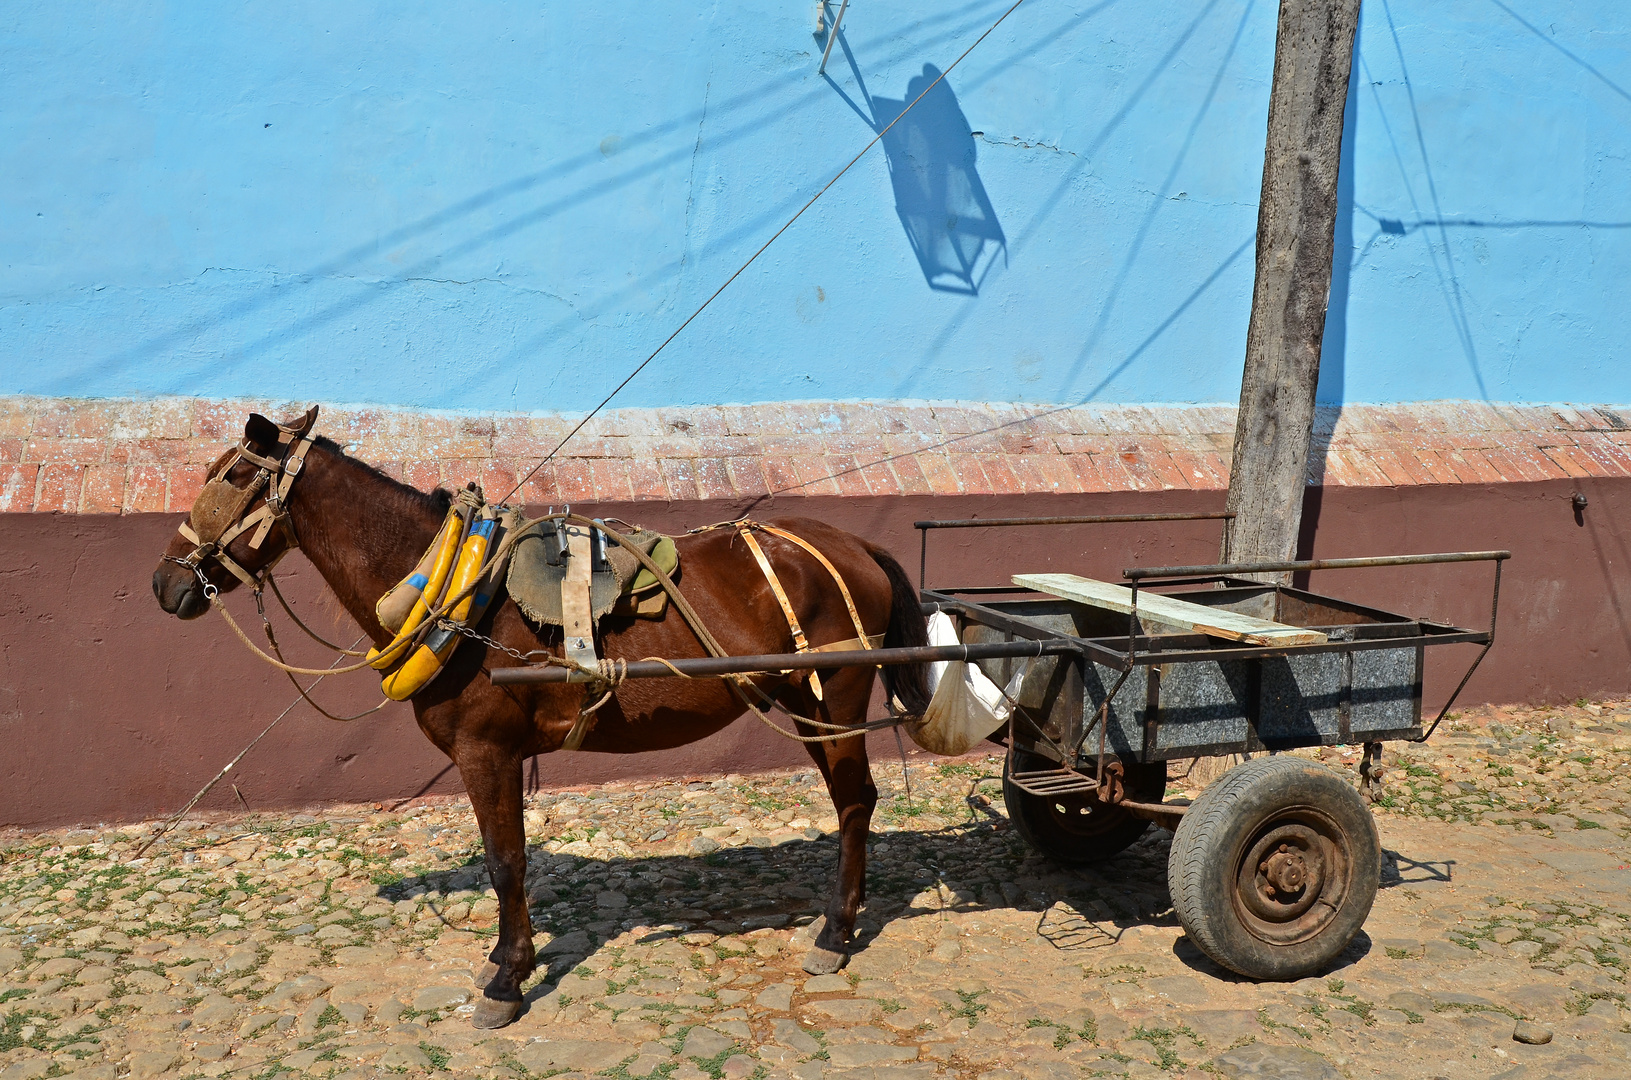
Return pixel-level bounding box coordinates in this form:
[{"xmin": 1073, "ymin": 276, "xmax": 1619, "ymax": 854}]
[
  {"xmin": 1168, "ymin": 755, "xmax": 1380, "ymax": 981},
  {"xmin": 1002, "ymin": 752, "xmax": 1168, "ymax": 865}
]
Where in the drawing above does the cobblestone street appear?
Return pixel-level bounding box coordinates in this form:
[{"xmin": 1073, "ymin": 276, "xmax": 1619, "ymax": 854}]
[{"xmin": 3, "ymin": 701, "xmax": 1630, "ymax": 1080}]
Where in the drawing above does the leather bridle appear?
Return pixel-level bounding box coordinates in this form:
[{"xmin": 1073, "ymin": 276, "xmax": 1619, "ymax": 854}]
[{"xmin": 164, "ymin": 421, "xmax": 317, "ymax": 598}]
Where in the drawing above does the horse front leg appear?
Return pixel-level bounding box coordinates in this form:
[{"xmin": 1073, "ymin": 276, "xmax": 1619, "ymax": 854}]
[
  {"xmin": 456, "ymin": 742, "xmax": 535, "ymax": 1029},
  {"xmin": 799, "ymin": 693, "xmax": 877, "ymax": 975}
]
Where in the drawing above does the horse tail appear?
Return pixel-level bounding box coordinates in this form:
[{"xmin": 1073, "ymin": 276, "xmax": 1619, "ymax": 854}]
[{"xmin": 866, "ymin": 543, "xmax": 931, "ymax": 716}]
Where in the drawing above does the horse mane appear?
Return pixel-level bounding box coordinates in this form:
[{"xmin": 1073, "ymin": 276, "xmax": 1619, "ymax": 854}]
[
  {"xmin": 296, "ymin": 437, "xmax": 457, "ymax": 630},
  {"xmin": 315, "ymin": 435, "xmax": 454, "ymax": 517}
]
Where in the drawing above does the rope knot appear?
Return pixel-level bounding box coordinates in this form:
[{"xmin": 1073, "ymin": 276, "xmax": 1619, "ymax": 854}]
[
  {"xmin": 575, "ymin": 657, "xmax": 628, "ymax": 718},
  {"xmin": 597, "ymin": 657, "xmax": 628, "ymax": 687}
]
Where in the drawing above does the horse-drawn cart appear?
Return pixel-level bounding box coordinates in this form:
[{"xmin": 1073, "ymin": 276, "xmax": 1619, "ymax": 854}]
[
  {"xmin": 914, "ymin": 512, "xmax": 1505, "ymax": 980},
  {"xmin": 153, "ymin": 412, "xmax": 1511, "ymax": 1017},
  {"xmin": 494, "ymin": 510, "xmax": 1505, "ymax": 983}
]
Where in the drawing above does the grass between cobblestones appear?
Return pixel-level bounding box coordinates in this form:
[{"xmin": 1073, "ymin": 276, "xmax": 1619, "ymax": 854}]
[{"xmin": 0, "ymin": 699, "xmax": 1629, "ymax": 1079}]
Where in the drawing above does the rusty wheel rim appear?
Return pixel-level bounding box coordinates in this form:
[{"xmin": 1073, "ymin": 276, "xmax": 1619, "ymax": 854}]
[{"xmin": 1231, "ymin": 807, "xmax": 1351, "ymax": 946}]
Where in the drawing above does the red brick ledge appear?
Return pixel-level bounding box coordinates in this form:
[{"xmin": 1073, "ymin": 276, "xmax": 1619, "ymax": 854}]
[{"xmin": 2, "ymin": 396, "xmax": 1628, "ymax": 513}]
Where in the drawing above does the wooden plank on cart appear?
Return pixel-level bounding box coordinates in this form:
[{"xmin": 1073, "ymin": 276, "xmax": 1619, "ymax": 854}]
[{"xmin": 1013, "ymin": 573, "xmax": 1328, "ymax": 647}]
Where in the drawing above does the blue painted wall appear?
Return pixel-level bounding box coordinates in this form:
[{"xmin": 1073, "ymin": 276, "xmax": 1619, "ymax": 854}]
[{"xmin": 2, "ymin": 0, "xmax": 1627, "ymax": 411}]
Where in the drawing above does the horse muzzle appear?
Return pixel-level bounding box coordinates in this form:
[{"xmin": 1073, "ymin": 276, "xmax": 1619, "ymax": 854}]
[{"xmin": 152, "ymin": 563, "xmax": 211, "ymax": 620}]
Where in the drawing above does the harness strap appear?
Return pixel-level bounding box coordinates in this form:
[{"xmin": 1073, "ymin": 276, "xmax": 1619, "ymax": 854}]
[
  {"xmin": 250, "ymin": 433, "xmax": 314, "ymax": 549},
  {"xmin": 810, "ymin": 634, "xmax": 884, "ymax": 652},
  {"xmin": 176, "ymin": 521, "xmax": 262, "ymax": 589},
  {"xmin": 735, "ymin": 521, "xmax": 882, "ymax": 702},
  {"xmin": 744, "ymin": 522, "xmax": 875, "ymax": 645},
  {"xmin": 738, "ymin": 525, "xmax": 824, "ymax": 698},
  {"xmin": 739, "ymin": 527, "xmax": 811, "ymax": 654},
  {"xmin": 175, "ymin": 427, "xmax": 316, "ymax": 587},
  {"xmin": 560, "ymin": 523, "xmax": 601, "ymax": 671},
  {"xmin": 237, "ymin": 446, "xmax": 285, "ymax": 471},
  {"xmin": 577, "ymin": 514, "xmax": 877, "ymax": 742}
]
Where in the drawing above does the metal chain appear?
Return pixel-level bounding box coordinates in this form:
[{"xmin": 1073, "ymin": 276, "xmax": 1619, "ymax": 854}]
[
  {"xmin": 439, "ymin": 620, "xmax": 557, "ymax": 665},
  {"xmin": 438, "ymin": 620, "xmax": 622, "ymax": 700}
]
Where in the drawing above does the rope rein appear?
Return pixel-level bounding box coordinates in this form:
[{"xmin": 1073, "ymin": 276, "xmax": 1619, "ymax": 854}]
[
  {"xmin": 250, "ymin": 588, "xmax": 392, "ymax": 722},
  {"xmin": 266, "ymin": 573, "xmax": 370, "ymax": 656}
]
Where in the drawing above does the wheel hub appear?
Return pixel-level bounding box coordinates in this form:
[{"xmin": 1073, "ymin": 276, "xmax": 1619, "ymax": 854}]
[
  {"xmin": 1233, "ymin": 812, "xmax": 1349, "ymax": 946},
  {"xmin": 1262, "ymin": 846, "xmax": 1308, "ymax": 897}
]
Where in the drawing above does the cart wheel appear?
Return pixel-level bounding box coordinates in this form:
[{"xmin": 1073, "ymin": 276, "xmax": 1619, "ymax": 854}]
[
  {"xmin": 1002, "ymin": 752, "xmax": 1168, "ymax": 865},
  {"xmin": 1168, "ymin": 755, "xmax": 1379, "ymax": 981}
]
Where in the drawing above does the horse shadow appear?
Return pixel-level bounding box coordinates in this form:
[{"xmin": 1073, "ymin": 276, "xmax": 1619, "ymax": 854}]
[
  {"xmin": 369, "ymin": 791, "xmax": 1183, "ymax": 1002},
  {"xmin": 369, "ymin": 791, "xmax": 1430, "ymax": 1003}
]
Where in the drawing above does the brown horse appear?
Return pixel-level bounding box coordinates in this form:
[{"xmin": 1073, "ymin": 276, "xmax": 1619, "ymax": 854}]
[{"xmin": 151, "ymin": 407, "xmax": 930, "ymax": 1028}]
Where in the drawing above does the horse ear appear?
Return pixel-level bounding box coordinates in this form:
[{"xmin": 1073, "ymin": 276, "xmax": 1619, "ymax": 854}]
[
  {"xmin": 290, "ymin": 404, "xmax": 320, "ymax": 435},
  {"xmin": 244, "ymin": 413, "xmax": 281, "ymax": 450}
]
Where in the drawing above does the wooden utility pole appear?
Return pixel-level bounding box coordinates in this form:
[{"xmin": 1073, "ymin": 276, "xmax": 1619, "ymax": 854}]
[{"xmin": 1223, "ymin": 0, "xmax": 1361, "ymax": 577}]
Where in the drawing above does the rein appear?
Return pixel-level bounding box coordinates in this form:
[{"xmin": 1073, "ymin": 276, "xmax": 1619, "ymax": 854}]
[
  {"xmin": 266, "ymin": 572, "xmax": 369, "ymax": 656},
  {"xmin": 162, "ymin": 414, "xmax": 414, "ymax": 716}
]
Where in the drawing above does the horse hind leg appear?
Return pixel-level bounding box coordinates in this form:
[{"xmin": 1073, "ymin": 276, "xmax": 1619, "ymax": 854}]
[{"xmin": 798, "ymin": 690, "xmax": 878, "ymax": 975}]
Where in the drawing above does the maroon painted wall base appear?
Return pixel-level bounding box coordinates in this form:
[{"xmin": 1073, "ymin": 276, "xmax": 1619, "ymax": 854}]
[{"xmin": 2, "ymin": 478, "xmax": 1625, "ymax": 827}]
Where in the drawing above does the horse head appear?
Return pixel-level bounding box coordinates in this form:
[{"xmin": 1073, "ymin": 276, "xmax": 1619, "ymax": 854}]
[{"xmin": 152, "ymin": 405, "xmax": 319, "ymax": 619}]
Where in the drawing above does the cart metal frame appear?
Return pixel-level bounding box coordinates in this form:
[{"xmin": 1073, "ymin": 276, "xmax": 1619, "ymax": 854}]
[{"xmin": 913, "ymin": 512, "xmax": 1507, "ymax": 826}]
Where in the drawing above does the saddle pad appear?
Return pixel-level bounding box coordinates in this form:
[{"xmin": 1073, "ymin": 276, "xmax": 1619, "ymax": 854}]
[{"xmin": 508, "ymin": 521, "xmax": 679, "ymax": 627}]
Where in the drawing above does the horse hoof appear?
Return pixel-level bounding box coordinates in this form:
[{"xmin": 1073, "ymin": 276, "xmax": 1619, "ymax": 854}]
[
  {"xmin": 470, "ymin": 996, "xmax": 525, "ymax": 1029},
  {"xmin": 801, "ymin": 946, "xmax": 848, "ymax": 975},
  {"xmin": 473, "ymin": 961, "xmax": 500, "ymax": 987}
]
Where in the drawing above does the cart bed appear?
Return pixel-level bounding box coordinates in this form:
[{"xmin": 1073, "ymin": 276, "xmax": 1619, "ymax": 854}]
[{"xmin": 953, "ymin": 583, "xmax": 1466, "ymax": 761}]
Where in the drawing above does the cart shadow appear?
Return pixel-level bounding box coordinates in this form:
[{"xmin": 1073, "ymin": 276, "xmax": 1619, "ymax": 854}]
[
  {"xmin": 1380, "ymin": 847, "xmax": 1455, "ymax": 887},
  {"xmin": 1034, "ymin": 902, "xmax": 1129, "ymax": 950}
]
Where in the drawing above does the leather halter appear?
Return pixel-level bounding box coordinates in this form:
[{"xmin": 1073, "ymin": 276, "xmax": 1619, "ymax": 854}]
[{"xmin": 165, "ymin": 422, "xmax": 317, "ymax": 596}]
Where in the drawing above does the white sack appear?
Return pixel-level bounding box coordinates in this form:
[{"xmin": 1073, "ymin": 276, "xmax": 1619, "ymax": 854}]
[{"xmin": 909, "ymin": 611, "xmax": 1026, "ymax": 756}]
